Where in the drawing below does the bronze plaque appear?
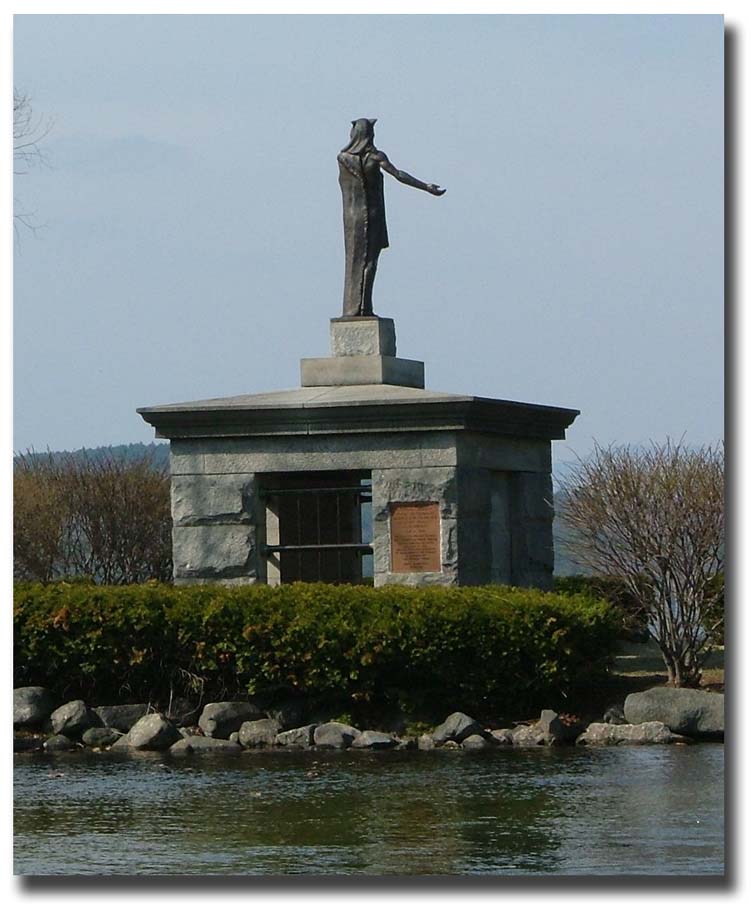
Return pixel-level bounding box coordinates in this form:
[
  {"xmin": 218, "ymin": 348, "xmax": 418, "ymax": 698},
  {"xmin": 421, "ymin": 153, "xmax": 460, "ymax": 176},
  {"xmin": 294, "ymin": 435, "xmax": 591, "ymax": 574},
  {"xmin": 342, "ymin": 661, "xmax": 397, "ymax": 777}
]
[{"xmin": 390, "ymin": 502, "xmax": 441, "ymax": 573}]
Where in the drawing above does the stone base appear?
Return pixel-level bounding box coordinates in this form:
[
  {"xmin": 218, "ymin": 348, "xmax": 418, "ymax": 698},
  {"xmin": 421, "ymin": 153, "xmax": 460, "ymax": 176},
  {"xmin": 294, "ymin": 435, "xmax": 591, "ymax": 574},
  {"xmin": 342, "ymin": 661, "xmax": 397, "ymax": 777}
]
[
  {"xmin": 298, "ymin": 314, "xmax": 425, "ymax": 388},
  {"xmin": 330, "ymin": 316, "xmax": 396, "ymax": 357},
  {"xmin": 300, "ymin": 355, "xmax": 425, "ymax": 388},
  {"xmin": 140, "ymin": 349, "xmax": 579, "ymax": 590}
]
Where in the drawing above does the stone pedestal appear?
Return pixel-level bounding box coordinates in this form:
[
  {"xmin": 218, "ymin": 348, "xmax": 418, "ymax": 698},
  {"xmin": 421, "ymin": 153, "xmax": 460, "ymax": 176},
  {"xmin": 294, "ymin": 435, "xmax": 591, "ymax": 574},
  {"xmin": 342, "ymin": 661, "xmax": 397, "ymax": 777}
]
[
  {"xmin": 301, "ymin": 316, "xmax": 425, "ymax": 388},
  {"xmin": 139, "ymin": 378, "xmax": 579, "ymax": 589},
  {"xmin": 330, "ymin": 316, "xmax": 396, "ymax": 356}
]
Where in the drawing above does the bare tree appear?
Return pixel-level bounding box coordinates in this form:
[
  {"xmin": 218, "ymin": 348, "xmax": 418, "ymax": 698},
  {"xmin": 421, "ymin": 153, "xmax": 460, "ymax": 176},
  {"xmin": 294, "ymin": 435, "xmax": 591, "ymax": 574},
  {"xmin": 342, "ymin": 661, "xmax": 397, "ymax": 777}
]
[
  {"xmin": 557, "ymin": 440, "xmax": 724, "ymax": 687},
  {"xmin": 13, "ymin": 456, "xmax": 68, "ymax": 582},
  {"xmin": 13, "ymin": 89, "xmax": 52, "ymax": 233},
  {"xmin": 14, "ymin": 450, "xmax": 172, "ymax": 584}
]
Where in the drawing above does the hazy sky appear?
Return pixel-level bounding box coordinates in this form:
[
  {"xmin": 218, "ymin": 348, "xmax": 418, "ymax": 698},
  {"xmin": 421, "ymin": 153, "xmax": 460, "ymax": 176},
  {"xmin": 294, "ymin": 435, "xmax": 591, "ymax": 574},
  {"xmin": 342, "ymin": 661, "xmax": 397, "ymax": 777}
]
[{"xmin": 13, "ymin": 14, "xmax": 723, "ymax": 470}]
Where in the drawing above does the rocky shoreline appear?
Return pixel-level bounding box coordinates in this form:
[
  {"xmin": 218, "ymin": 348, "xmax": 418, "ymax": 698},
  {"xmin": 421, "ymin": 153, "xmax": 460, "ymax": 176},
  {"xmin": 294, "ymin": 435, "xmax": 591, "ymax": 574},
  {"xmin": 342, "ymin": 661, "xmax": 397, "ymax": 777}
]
[{"xmin": 13, "ymin": 686, "xmax": 724, "ymax": 756}]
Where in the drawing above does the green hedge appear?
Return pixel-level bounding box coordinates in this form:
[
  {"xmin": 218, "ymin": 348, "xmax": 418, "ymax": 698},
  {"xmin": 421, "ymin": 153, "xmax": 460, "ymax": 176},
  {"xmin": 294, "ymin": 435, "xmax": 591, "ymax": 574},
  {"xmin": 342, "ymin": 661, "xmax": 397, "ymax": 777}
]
[
  {"xmin": 554, "ymin": 575, "xmax": 648, "ymax": 639},
  {"xmin": 14, "ymin": 582, "xmax": 618, "ymax": 720}
]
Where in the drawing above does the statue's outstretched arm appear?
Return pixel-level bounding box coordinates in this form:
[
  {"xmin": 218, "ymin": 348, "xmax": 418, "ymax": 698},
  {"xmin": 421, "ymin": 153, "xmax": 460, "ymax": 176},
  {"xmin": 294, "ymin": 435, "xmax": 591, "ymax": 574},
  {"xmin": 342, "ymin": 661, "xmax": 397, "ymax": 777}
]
[{"xmin": 376, "ymin": 151, "xmax": 446, "ymax": 196}]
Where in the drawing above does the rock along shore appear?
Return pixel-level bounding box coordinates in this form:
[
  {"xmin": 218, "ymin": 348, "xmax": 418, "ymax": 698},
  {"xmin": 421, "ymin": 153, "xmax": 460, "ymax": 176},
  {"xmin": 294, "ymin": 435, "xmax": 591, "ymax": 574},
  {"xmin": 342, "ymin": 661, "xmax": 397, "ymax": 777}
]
[{"xmin": 13, "ymin": 687, "xmax": 723, "ymax": 756}]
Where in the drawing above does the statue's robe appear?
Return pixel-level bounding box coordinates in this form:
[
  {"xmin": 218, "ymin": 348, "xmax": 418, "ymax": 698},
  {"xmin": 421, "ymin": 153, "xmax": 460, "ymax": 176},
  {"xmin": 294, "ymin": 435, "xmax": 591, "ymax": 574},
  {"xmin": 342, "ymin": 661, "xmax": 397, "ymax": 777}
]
[{"xmin": 338, "ymin": 150, "xmax": 389, "ymax": 317}]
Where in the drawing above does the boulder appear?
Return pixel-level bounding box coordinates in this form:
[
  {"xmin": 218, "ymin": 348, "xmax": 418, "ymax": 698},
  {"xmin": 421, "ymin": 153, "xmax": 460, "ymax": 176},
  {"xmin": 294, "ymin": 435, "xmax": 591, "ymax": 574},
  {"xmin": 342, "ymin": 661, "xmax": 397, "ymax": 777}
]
[
  {"xmin": 44, "ymin": 734, "xmax": 77, "ymax": 751},
  {"xmin": 462, "ymin": 734, "xmax": 492, "ymax": 750},
  {"xmin": 351, "ymin": 730, "xmax": 398, "ymax": 750},
  {"xmin": 489, "ymin": 729, "xmax": 513, "ymax": 745},
  {"xmin": 576, "ymin": 721, "xmax": 677, "ymax": 745},
  {"xmin": 50, "ymin": 700, "xmax": 96, "ymax": 738},
  {"xmin": 510, "ymin": 725, "xmax": 546, "ymax": 747},
  {"xmin": 169, "ymin": 736, "xmax": 243, "ymax": 754},
  {"xmin": 14, "ymin": 686, "xmax": 54, "ymax": 729},
  {"xmin": 198, "ymin": 701, "xmax": 264, "ymax": 740},
  {"xmin": 417, "ymin": 734, "xmax": 436, "ymax": 751},
  {"xmin": 624, "ymin": 688, "xmax": 724, "ymax": 737},
  {"xmin": 276, "ymin": 724, "xmax": 316, "ymax": 748},
  {"xmin": 431, "ymin": 712, "xmax": 484, "ymax": 745},
  {"xmin": 313, "ymin": 721, "xmax": 361, "ymax": 749},
  {"xmin": 113, "ymin": 713, "xmax": 181, "ymax": 751},
  {"xmin": 238, "ymin": 718, "xmax": 280, "ymax": 749},
  {"xmin": 81, "ymin": 727, "xmax": 123, "ymax": 748},
  {"xmin": 539, "ymin": 709, "xmax": 562, "ymax": 732},
  {"xmin": 93, "ymin": 704, "xmax": 150, "ymax": 732},
  {"xmin": 440, "ymin": 740, "xmax": 460, "ymax": 750},
  {"xmin": 537, "ymin": 710, "xmax": 584, "ymax": 744}
]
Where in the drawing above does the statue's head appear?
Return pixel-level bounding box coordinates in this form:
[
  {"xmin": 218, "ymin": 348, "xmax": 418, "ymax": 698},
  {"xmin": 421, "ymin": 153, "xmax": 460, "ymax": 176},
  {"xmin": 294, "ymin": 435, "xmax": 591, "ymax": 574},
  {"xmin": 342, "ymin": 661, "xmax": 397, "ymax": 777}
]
[
  {"xmin": 351, "ymin": 118, "xmax": 376, "ymax": 138},
  {"xmin": 343, "ymin": 118, "xmax": 377, "ymax": 154}
]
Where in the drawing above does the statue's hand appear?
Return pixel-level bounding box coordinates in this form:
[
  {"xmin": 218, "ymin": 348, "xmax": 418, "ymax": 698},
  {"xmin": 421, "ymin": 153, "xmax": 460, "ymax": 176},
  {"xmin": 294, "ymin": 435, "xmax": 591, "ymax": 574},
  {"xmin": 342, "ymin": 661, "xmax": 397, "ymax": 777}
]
[{"xmin": 428, "ymin": 184, "xmax": 446, "ymax": 196}]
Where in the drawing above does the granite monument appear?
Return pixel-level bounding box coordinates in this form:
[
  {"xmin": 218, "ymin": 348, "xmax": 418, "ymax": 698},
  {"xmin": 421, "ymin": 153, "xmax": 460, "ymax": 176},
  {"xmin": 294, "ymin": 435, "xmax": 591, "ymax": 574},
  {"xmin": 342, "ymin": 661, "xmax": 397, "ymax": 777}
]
[{"xmin": 138, "ymin": 120, "xmax": 578, "ymax": 588}]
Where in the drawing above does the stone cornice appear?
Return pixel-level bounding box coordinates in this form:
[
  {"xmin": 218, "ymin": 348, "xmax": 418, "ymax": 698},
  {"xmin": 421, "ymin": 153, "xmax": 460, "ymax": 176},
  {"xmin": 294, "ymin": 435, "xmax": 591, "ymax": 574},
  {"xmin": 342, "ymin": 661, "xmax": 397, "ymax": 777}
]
[{"xmin": 138, "ymin": 387, "xmax": 579, "ymax": 442}]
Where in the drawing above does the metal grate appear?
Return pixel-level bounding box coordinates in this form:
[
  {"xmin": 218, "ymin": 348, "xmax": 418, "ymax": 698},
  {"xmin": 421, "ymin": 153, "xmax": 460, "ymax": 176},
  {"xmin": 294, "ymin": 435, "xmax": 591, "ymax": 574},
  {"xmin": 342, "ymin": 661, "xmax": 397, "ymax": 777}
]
[{"xmin": 262, "ymin": 478, "xmax": 372, "ymax": 583}]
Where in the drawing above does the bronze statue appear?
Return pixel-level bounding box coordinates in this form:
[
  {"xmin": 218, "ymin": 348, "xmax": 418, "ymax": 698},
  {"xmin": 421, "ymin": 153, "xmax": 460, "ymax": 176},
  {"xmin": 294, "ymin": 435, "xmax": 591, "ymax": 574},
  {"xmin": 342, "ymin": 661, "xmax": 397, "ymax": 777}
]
[{"xmin": 338, "ymin": 118, "xmax": 445, "ymax": 318}]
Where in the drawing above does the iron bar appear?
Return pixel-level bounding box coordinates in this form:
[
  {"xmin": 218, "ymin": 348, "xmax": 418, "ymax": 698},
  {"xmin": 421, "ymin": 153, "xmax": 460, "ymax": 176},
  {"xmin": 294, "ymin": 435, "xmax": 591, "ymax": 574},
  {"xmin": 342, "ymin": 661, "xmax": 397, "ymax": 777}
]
[
  {"xmin": 264, "ymin": 543, "xmax": 372, "ymax": 553},
  {"xmin": 336, "ymin": 491, "xmax": 342, "ymax": 580},
  {"xmin": 261, "ymin": 485, "xmax": 371, "ymax": 496},
  {"xmin": 316, "ymin": 492, "xmax": 322, "ymax": 579}
]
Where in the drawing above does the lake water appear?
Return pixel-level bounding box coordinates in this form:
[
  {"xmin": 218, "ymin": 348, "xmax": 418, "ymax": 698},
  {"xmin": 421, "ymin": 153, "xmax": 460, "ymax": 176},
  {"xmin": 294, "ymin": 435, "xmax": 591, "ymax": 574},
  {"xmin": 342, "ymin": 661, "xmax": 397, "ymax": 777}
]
[{"xmin": 14, "ymin": 744, "xmax": 724, "ymax": 877}]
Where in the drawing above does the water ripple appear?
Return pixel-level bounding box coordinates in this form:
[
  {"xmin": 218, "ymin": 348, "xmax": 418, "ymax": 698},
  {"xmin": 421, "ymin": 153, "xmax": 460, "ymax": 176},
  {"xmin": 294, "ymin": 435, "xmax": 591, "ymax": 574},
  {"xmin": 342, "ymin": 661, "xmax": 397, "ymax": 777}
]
[{"xmin": 14, "ymin": 744, "xmax": 724, "ymax": 876}]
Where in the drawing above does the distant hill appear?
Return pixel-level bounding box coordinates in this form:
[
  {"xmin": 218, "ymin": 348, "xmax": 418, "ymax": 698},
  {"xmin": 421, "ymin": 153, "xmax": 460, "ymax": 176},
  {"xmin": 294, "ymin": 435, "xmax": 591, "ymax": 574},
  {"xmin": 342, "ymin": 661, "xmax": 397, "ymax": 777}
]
[
  {"xmin": 14, "ymin": 441, "xmax": 170, "ymax": 468},
  {"xmin": 14, "ymin": 442, "xmax": 590, "ymax": 577},
  {"xmin": 552, "ymin": 511, "xmax": 591, "ymax": 576}
]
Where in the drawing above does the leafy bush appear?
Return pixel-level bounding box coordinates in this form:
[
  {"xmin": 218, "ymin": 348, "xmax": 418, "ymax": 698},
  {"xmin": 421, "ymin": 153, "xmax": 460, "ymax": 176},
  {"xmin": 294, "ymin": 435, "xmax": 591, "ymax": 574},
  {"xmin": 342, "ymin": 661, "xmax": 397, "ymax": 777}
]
[
  {"xmin": 14, "ymin": 582, "xmax": 618, "ymax": 721},
  {"xmin": 554, "ymin": 575, "xmax": 647, "ymax": 640}
]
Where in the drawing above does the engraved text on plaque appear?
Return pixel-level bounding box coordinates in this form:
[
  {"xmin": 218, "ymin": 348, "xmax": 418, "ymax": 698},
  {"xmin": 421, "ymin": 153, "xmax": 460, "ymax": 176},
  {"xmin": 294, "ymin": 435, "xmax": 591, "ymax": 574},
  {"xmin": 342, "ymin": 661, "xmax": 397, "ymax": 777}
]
[{"xmin": 390, "ymin": 502, "xmax": 441, "ymax": 573}]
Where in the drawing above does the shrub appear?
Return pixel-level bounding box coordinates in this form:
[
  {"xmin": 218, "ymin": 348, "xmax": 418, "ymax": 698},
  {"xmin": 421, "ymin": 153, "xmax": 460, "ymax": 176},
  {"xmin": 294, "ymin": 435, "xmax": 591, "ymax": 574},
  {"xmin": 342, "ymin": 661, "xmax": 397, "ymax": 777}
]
[
  {"xmin": 557, "ymin": 440, "xmax": 724, "ymax": 687},
  {"xmin": 554, "ymin": 575, "xmax": 647, "ymax": 640},
  {"xmin": 14, "ymin": 582, "xmax": 618, "ymax": 721}
]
